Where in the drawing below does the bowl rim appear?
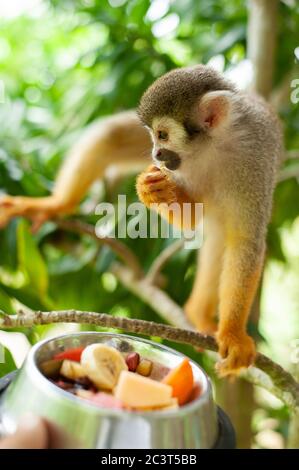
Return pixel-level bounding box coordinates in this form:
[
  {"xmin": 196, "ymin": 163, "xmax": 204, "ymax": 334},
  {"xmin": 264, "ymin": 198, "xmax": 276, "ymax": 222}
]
[{"xmin": 26, "ymin": 331, "xmax": 214, "ymax": 419}]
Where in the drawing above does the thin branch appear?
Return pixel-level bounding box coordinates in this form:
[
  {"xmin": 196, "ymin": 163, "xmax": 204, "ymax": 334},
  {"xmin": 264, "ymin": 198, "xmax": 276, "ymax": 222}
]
[
  {"xmin": 146, "ymin": 239, "xmax": 185, "ymax": 284},
  {"xmin": 278, "ymin": 165, "xmax": 299, "ymax": 182},
  {"xmin": 285, "ymin": 151, "xmax": 299, "ymax": 161},
  {"xmin": 274, "ymin": 152, "xmax": 299, "ymax": 182},
  {"xmin": 111, "ymin": 262, "xmax": 191, "ymax": 329},
  {"xmin": 54, "ymin": 218, "xmax": 143, "ymax": 279},
  {"xmin": 1, "ymin": 309, "xmax": 299, "ymax": 409}
]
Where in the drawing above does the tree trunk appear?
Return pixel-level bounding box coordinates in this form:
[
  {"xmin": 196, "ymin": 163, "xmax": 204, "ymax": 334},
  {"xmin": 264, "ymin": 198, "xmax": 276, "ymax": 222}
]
[
  {"xmin": 247, "ymin": 0, "xmax": 279, "ymax": 98},
  {"xmin": 216, "ymin": 378, "xmax": 255, "ymax": 448}
]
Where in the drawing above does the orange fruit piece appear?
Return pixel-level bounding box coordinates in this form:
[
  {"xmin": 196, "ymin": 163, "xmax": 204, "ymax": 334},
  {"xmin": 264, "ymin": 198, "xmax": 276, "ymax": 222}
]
[{"xmin": 162, "ymin": 358, "xmax": 194, "ymax": 406}]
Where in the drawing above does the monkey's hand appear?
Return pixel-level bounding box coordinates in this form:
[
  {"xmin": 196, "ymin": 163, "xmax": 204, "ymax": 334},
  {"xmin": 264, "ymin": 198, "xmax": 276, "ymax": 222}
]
[
  {"xmin": 216, "ymin": 329, "xmax": 256, "ymax": 377},
  {"xmin": 136, "ymin": 165, "xmax": 178, "ymax": 207},
  {"xmin": 136, "ymin": 165, "xmax": 198, "ymax": 230}
]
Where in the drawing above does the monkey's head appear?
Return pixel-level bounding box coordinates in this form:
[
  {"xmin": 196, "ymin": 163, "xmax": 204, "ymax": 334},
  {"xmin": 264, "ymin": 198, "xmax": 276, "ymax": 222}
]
[{"xmin": 138, "ymin": 65, "xmax": 236, "ymax": 173}]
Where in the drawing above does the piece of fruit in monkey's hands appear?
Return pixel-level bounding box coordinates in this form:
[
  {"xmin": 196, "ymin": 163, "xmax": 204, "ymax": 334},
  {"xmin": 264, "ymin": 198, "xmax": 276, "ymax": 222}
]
[
  {"xmin": 215, "ymin": 329, "xmax": 256, "ymax": 377},
  {"xmin": 136, "ymin": 165, "xmax": 178, "ymax": 207}
]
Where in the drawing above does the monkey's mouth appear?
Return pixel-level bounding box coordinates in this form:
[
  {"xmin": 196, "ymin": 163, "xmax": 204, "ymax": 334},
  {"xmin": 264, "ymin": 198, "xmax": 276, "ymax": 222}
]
[
  {"xmin": 164, "ymin": 157, "xmax": 181, "ymax": 171},
  {"xmin": 154, "ymin": 149, "xmax": 181, "ymax": 171}
]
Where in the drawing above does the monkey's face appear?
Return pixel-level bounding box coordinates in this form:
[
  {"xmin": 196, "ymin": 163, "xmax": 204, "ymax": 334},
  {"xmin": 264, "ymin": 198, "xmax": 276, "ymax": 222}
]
[
  {"xmin": 146, "ymin": 114, "xmax": 212, "ymax": 175},
  {"xmin": 148, "ymin": 116, "xmax": 185, "ymax": 171}
]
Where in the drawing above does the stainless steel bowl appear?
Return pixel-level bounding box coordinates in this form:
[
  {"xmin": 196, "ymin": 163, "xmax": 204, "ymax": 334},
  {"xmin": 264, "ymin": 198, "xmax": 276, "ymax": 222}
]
[{"xmin": 0, "ymin": 332, "xmax": 219, "ymax": 449}]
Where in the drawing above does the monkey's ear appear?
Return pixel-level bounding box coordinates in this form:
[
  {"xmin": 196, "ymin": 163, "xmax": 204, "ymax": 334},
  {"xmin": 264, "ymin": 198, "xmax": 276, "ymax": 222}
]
[{"xmin": 197, "ymin": 90, "xmax": 232, "ymax": 130}]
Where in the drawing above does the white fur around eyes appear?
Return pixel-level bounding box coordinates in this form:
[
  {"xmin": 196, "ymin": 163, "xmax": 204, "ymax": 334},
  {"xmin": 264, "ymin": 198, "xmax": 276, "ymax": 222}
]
[{"xmin": 151, "ymin": 116, "xmax": 187, "ymax": 149}]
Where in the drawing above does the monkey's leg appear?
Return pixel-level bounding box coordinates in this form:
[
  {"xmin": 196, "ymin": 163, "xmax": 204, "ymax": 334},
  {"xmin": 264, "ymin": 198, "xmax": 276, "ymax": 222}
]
[
  {"xmin": 0, "ymin": 111, "xmax": 151, "ymax": 229},
  {"xmin": 184, "ymin": 218, "xmax": 224, "ymax": 334},
  {"xmin": 216, "ymin": 236, "xmax": 265, "ymax": 376}
]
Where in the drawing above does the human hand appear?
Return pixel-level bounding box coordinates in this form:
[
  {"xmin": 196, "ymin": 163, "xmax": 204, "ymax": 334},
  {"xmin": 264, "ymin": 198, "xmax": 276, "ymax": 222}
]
[{"xmin": 0, "ymin": 414, "xmax": 49, "ymax": 449}]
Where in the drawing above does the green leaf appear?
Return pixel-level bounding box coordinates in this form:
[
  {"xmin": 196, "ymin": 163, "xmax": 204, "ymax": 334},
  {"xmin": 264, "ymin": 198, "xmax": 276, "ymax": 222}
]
[
  {"xmin": 0, "ymin": 287, "xmax": 15, "ymax": 314},
  {"xmin": 0, "ymin": 346, "xmax": 17, "ymax": 378},
  {"xmin": 17, "ymin": 219, "xmax": 49, "ymax": 299}
]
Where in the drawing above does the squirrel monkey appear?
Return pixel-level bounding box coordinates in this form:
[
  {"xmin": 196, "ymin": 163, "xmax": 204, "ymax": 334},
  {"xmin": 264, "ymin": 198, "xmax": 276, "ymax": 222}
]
[
  {"xmin": 136, "ymin": 65, "xmax": 283, "ymax": 376},
  {"xmin": 0, "ymin": 65, "xmax": 282, "ymax": 375}
]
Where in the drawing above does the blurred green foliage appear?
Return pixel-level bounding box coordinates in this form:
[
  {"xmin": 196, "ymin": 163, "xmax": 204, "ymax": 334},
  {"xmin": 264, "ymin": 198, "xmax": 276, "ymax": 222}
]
[
  {"xmin": 0, "ymin": 346, "xmax": 16, "ymax": 376},
  {"xmin": 0, "ymin": 0, "xmax": 299, "ymax": 447}
]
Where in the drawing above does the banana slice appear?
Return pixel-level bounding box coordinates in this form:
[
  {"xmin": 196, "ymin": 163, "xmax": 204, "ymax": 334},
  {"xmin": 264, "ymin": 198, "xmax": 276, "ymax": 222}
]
[
  {"xmin": 81, "ymin": 343, "xmax": 128, "ymax": 390},
  {"xmin": 60, "ymin": 359, "xmax": 86, "ymax": 381}
]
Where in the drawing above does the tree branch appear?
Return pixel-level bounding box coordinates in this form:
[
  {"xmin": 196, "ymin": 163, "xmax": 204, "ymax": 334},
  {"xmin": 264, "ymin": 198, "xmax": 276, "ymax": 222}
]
[
  {"xmin": 111, "ymin": 262, "xmax": 191, "ymax": 329},
  {"xmin": 54, "ymin": 218, "xmax": 143, "ymax": 279},
  {"xmin": 285, "ymin": 151, "xmax": 299, "ymax": 161},
  {"xmin": 1, "ymin": 309, "xmax": 299, "ymax": 409},
  {"xmin": 145, "ymin": 239, "xmax": 185, "ymax": 285},
  {"xmin": 278, "ymin": 164, "xmax": 299, "ymax": 182}
]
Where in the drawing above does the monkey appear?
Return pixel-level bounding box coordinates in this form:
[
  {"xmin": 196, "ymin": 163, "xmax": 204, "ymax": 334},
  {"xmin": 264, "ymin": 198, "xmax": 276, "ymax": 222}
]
[
  {"xmin": 0, "ymin": 65, "xmax": 282, "ymax": 376},
  {"xmin": 136, "ymin": 64, "xmax": 283, "ymax": 376}
]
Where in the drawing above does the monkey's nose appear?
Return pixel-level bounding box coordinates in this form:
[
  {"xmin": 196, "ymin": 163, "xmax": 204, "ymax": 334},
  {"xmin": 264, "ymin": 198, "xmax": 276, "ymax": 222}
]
[{"xmin": 155, "ymin": 149, "xmax": 178, "ymax": 162}]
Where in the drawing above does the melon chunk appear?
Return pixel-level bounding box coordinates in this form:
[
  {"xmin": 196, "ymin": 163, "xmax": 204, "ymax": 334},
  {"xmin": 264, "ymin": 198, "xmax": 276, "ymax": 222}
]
[
  {"xmin": 140, "ymin": 397, "xmax": 179, "ymax": 412},
  {"xmin": 114, "ymin": 370, "xmax": 172, "ymax": 409}
]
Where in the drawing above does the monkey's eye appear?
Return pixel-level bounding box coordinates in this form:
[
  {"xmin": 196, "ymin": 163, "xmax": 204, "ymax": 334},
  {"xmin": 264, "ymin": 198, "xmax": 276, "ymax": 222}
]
[{"xmin": 158, "ymin": 130, "xmax": 168, "ymax": 141}]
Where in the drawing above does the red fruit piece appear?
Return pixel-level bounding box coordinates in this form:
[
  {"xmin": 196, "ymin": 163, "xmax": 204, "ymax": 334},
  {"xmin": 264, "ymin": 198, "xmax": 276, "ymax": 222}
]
[
  {"xmin": 125, "ymin": 352, "xmax": 140, "ymax": 372},
  {"xmin": 188, "ymin": 382, "xmax": 202, "ymax": 403},
  {"xmin": 54, "ymin": 379, "xmax": 74, "ymax": 390},
  {"xmin": 89, "ymin": 392, "xmax": 124, "ymax": 410},
  {"xmin": 54, "ymin": 347, "xmax": 85, "ymax": 362}
]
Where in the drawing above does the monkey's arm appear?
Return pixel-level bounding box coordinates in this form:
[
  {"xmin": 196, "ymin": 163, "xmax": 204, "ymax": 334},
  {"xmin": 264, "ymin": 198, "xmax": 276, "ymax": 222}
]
[
  {"xmin": 0, "ymin": 111, "xmax": 151, "ymax": 229},
  {"xmin": 136, "ymin": 165, "xmax": 200, "ymax": 229}
]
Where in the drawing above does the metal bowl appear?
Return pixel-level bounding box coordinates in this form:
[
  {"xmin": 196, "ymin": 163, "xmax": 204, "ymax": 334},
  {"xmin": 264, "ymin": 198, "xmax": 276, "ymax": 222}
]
[{"xmin": 0, "ymin": 332, "xmax": 219, "ymax": 449}]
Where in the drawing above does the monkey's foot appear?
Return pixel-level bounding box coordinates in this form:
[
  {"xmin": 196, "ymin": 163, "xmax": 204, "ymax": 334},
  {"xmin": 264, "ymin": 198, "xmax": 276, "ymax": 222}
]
[
  {"xmin": 216, "ymin": 330, "xmax": 256, "ymax": 377},
  {"xmin": 136, "ymin": 165, "xmax": 177, "ymax": 206},
  {"xmin": 184, "ymin": 300, "xmax": 217, "ymax": 335},
  {"xmin": 0, "ymin": 195, "xmax": 63, "ymax": 231},
  {"xmin": 0, "ymin": 195, "xmax": 29, "ymax": 228}
]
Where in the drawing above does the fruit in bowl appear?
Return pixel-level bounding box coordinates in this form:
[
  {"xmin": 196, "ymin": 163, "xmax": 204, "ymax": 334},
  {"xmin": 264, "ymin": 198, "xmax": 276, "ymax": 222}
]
[{"xmin": 39, "ymin": 341, "xmax": 200, "ymax": 412}]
